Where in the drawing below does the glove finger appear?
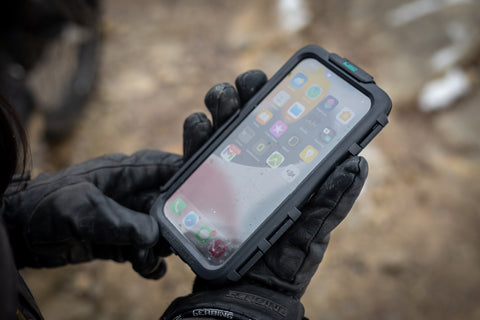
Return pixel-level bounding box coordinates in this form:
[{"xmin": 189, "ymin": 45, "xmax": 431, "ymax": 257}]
[
  {"xmin": 119, "ymin": 190, "xmax": 159, "ymax": 214},
  {"xmin": 235, "ymin": 69, "xmax": 268, "ymax": 104},
  {"xmin": 66, "ymin": 183, "xmax": 161, "ymax": 248},
  {"xmin": 51, "ymin": 150, "xmax": 183, "ymax": 203},
  {"xmin": 131, "ymin": 249, "xmax": 167, "ymax": 279},
  {"xmin": 263, "ymin": 156, "xmax": 368, "ymax": 283},
  {"xmin": 90, "ymin": 243, "xmax": 168, "ymax": 280},
  {"xmin": 93, "ymin": 245, "xmax": 167, "ymax": 279},
  {"xmin": 303, "ymin": 156, "xmax": 368, "ymax": 234},
  {"xmin": 183, "ymin": 112, "xmax": 213, "ymax": 160},
  {"xmin": 100, "ymin": 198, "xmax": 160, "ymax": 249},
  {"xmin": 204, "ymin": 83, "xmax": 241, "ymax": 130}
]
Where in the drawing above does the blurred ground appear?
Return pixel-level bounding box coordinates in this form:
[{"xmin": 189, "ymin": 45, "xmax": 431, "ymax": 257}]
[{"xmin": 19, "ymin": 0, "xmax": 480, "ymax": 319}]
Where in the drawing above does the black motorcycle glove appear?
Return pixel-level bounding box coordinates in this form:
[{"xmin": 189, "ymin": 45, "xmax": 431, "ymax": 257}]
[
  {"xmin": 2, "ymin": 150, "xmax": 181, "ymax": 278},
  {"xmin": 161, "ymin": 72, "xmax": 368, "ymax": 320},
  {"xmin": 0, "ymin": 71, "xmax": 267, "ymax": 279}
]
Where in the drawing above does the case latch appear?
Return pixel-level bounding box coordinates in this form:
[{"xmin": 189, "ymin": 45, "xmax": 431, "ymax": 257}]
[
  {"xmin": 359, "ymin": 115, "xmax": 389, "ymax": 148},
  {"xmin": 349, "ymin": 114, "xmax": 389, "ymax": 155}
]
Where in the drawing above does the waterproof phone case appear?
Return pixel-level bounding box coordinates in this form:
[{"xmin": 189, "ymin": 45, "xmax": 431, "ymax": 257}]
[{"xmin": 151, "ymin": 45, "xmax": 392, "ymax": 282}]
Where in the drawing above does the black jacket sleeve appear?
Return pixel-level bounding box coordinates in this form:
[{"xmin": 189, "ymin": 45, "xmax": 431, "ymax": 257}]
[{"xmin": 1, "ymin": 202, "xmax": 45, "ymax": 320}]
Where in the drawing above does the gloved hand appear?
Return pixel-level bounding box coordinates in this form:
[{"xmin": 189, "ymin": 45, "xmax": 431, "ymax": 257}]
[
  {"xmin": 0, "ymin": 71, "xmax": 266, "ymax": 279},
  {"xmin": 3, "ymin": 150, "xmax": 182, "ymax": 279},
  {"xmin": 161, "ymin": 72, "xmax": 368, "ymax": 320}
]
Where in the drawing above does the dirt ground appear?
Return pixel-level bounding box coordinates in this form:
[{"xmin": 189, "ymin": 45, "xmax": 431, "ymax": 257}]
[{"xmin": 19, "ymin": 0, "xmax": 480, "ymax": 319}]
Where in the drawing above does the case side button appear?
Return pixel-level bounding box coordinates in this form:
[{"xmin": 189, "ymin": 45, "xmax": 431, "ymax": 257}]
[
  {"xmin": 267, "ymin": 219, "xmax": 294, "ymax": 245},
  {"xmin": 258, "ymin": 239, "xmax": 271, "ymax": 253},
  {"xmin": 377, "ymin": 113, "xmax": 389, "ymax": 127},
  {"xmin": 359, "ymin": 125, "xmax": 382, "ymax": 148},
  {"xmin": 236, "ymin": 251, "xmax": 264, "ymax": 278},
  {"xmin": 288, "ymin": 207, "xmax": 302, "ymax": 220},
  {"xmin": 228, "ymin": 270, "xmax": 241, "ymax": 282},
  {"xmin": 359, "ymin": 116, "xmax": 389, "ymax": 148},
  {"xmin": 348, "ymin": 143, "xmax": 362, "ymax": 156}
]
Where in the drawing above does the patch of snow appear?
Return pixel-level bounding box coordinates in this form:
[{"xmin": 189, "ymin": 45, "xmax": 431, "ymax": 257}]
[
  {"xmin": 277, "ymin": 0, "xmax": 312, "ymax": 33},
  {"xmin": 386, "ymin": 0, "xmax": 472, "ymax": 27},
  {"xmin": 430, "ymin": 45, "xmax": 466, "ymax": 71},
  {"xmin": 430, "ymin": 22, "xmax": 471, "ymax": 71},
  {"xmin": 419, "ymin": 68, "xmax": 470, "ymax": 112}
]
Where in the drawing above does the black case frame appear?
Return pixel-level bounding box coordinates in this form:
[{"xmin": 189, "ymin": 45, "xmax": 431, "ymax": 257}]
[{"xmin": 151, "ymin": 45, "xmax": 392, "ymax": 282}]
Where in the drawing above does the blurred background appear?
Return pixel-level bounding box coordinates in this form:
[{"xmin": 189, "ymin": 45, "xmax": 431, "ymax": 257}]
[{"xmin": 4, "ymin": 0, "xmax": 479, "ymax": 319}]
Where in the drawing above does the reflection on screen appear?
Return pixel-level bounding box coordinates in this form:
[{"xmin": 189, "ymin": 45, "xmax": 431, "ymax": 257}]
[{"xmin": 163, "ymin": 58, "xmax": 371, "ymax": 266}]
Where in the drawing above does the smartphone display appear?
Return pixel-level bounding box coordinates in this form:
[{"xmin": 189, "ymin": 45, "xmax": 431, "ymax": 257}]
[{"xmin": 162, "ymin": 58, "xmax": 371, "ymax": 267}]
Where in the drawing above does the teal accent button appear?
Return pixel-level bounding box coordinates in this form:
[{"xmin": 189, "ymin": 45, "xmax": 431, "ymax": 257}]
[
  {"xmin": 343, "ymin": 61, "xmax": 358, "ymax": 72},
  {"xmin": 329, "ymin": 53, "xmax": 374, "ymax": 83}
]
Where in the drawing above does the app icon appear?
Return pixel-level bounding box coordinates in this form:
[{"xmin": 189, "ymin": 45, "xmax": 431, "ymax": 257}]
[
  {"xmin": 306, "ymin": 84, "xmax": 322, "ymax": 100},
  {"xmin": 256, "ymin": 109, "xmax": 273, "ymax": 125},
  {"xmin": 269, "ymin": 120, "xmax": 288, "ymax": 138},
  {"xmin": 252, "ymin": 138, "xmax": 270, "ymax": 156},
  {"xmin": 196, "ymin": 225, "xmax": 215, "ymax": 243},
  {"xmin": 238, "ymin": 126, "xmax": 255, "ymax": 144},
  {"xmin": 170, "ymin": 198, "xmax": 186, "ymax": 216},
  {"xmin": 336, "ymin": 107, "xmax": 355, "ymax": 124},
  {"xmin": 183, "ymin": 212, "xmax": 198, "ymax": 228},
  {"xmin": 320, "ymin": 127, "xmax": 336, "ymax": 143},
  {"xmin": 319, "ymin": 95, "xmax": 338, "ymax": 111},
  {"xmin": 304, "ymin": 113, "xmax": 321, "ymax": 128},
  {"xmin": 266, "ymin": 151, "xmax": 285, "ymax": 168},
  {"xmin": 221, "ymin": 144, "xmax": 241, "ymax": 162},
  {"xmin": 273, "ymin": 90, "xmax": 290, "ymax": 107},
  {"xmin": 281, "ymin": 164, "xmax": 300, "ymax": 182},
  {"xmin": 287, "ymin": 135, "xmax": 301, "ymax": 148},
  {"xmin": 291, "ymin": 73, "xmax": 308, "ymax": 88},
  {"xmin": 209, "ymin": 239, "xmax": 227, "ymax": 258},
  {"xmin": 287, "ymin": 102, "xmax": 306, "ymax": 119},
  {"xmin": 300, "ymin": 145, "xmax": 319, "ymax": 163}
]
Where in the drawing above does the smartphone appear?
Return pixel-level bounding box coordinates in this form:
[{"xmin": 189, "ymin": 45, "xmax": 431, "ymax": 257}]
[{"xmin": 151, "ymin": 45, "xmax": 391, "ymax": 281}]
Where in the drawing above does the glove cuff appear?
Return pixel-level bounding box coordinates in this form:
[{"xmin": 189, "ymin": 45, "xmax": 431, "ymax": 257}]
[{"xmin": 160, "ymin": 283, "xmax": 305, "ymax": 320}]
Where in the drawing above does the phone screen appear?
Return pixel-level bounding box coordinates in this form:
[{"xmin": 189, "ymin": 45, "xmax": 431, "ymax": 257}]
[{"xmin": 163, "ymin": 58, "xmax": 371, "ymax": 267}]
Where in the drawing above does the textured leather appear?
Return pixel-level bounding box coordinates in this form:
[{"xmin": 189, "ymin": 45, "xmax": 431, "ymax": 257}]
[
  {"xmin": 245, "ymin": 156, "xmax": 368, "ymax": 299},
  {"xmin": 3, "ymin": 150, "xmax": 183, "ymax": 278}
]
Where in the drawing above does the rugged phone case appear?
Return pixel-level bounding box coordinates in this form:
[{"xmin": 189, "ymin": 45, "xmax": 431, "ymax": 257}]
[{"xmin": 151, "ymin": 45, "xmax": 392, "ymax": 282}]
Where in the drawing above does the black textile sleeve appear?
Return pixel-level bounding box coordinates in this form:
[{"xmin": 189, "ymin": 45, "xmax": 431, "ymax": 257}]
[{"xmin": 0, "ymin": 213, "xmax": 18, "ymax": 320}]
